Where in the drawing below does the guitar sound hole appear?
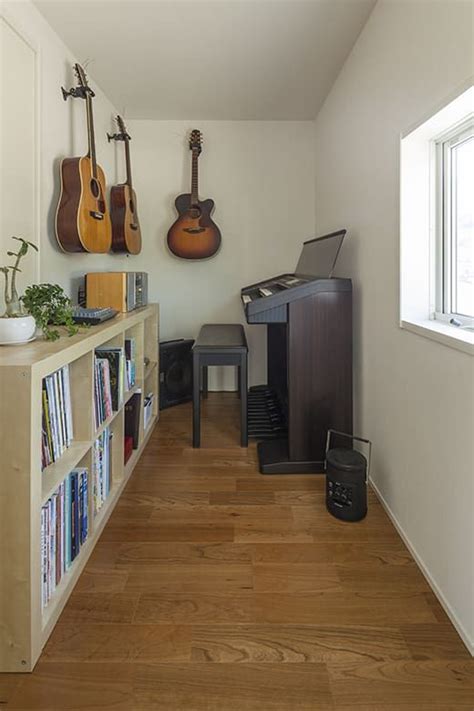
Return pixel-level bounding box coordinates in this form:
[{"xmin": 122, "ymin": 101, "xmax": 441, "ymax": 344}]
[{"xmin": 90, "ymin": 179, "xmax": 100, "ymax": 199}]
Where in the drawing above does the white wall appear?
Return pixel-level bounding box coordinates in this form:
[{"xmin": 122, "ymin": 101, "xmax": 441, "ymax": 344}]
[
  {"xmin": 1, "ymin": 14, "xmax": 38, "ymax": 311},
  {"xmin": 0, "ymin": 2, "xmax": 315, "ymax": 388},
  {"xmin": 313, "ymin": 0, "xmax": 474, "ymax": 652},
  {"xmin": 1, "ymin": 0, "xmax": 128, "ymax": 310},
  {"xmin": 126, "ymin": 119, "xmax": 315, "ymax": 387}
]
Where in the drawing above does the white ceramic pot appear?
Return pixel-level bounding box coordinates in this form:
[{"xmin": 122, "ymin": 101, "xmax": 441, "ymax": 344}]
[{"xmin": 0, "ymin": 315, "xmax": 36, "ymax": 345}]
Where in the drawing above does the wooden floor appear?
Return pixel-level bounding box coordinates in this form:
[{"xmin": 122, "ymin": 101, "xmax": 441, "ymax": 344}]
[{"xmin": 2, "ymin": 394, "xmax": 473, "ymax": 710}]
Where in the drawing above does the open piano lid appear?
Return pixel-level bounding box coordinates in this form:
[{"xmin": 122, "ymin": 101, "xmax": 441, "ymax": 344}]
[{"xmin": 241, "ymin": 229, "xmax": 350, "ymax": 323}]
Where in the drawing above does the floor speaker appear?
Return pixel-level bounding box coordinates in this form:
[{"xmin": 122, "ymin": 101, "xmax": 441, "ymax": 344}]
[{"xmin": 159, "ymin": 339, "xmax": 194, "ymax": 410}]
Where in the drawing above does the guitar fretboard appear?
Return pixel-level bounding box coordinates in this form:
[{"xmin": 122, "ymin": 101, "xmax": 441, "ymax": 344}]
[{"xmin": 191, "ymin": 150, "xmax": 199, "ymax": 206}]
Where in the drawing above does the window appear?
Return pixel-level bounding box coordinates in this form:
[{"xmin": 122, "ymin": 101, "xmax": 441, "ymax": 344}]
[
  {"xmin": 400, "ymin": 85, "xmax": 474, "ymax": 354},
  {"xmin": 435, "ymin": 118, "xmax": 474, "ymax": 326}
]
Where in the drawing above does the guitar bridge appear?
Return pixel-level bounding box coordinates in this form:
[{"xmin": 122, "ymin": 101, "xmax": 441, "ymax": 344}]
[
  {"xmin": 89, "ymin": 211, "xmax": 104, "ymax": 220},
  {"xmin": 183, "ymin": 227, "xmax": 205, "ymax": 234}
]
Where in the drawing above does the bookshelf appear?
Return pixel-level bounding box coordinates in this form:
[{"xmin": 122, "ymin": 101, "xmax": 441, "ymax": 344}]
[{"xmin": 0, "ymin": 304, "xmax": 159, "ymax": 672}]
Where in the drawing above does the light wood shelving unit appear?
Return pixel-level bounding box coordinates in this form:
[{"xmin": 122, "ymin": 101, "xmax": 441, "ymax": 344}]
[{"xmin": 0, "ymin": 304, "xmax": 159, "ymax": 672}]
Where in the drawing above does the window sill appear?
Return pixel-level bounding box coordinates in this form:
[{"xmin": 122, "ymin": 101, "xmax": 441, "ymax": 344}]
[{"xmin": 400, "ymin": 318, "xmax": 474, "ymax": 356}]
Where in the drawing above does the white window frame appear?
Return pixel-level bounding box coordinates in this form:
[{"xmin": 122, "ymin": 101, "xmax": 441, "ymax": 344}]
[
  {"xmin": 399, "ymin": 83, "xmax": 474, "ymax": 356},
  {"xmin": 433, "ymin": 117, "xmax": 474, "ymax": 328}
]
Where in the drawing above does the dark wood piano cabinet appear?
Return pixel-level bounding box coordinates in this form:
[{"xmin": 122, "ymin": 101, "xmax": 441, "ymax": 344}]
[{"xmin": 242, "ymin": 276, "xmax": 352, "ymax": 474}]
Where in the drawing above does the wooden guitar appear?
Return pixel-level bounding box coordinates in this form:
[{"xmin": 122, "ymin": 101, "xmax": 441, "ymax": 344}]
[
  {"xmin": 167, "ymin": 130, "xmax": 221, "ymax": 260},
  {"xmin": 108, "ymin": 116, "xmax": 142, "ymax": 254},
  {"xmin": 55, "ymin": 63, "xmax": 112, "ymax": 253}
]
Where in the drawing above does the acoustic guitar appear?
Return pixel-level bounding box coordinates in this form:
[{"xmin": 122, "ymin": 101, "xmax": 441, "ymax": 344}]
[
  {"xmin": 167, "ymin": 129, "xmax": 221, "ymax": 260},
  {"xmin": 55, "ymin": 63, "xmax": 112, "ymax": 253},
  {"xmin": 108, "ymin": 116, "xmax": 142, "ymax": 255}
]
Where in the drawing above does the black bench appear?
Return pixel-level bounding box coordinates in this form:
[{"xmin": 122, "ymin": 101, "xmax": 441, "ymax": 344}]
[{"xmin": 192, "ymin": 324, "xmax": 248, "ymax": 448}]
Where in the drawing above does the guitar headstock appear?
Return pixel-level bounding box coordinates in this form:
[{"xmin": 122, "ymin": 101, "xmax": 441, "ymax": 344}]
[
  {"xmin": 74, "ymin": 63, "xmax": 90, "ymax": 91},
  {"xmin": 62, "ymin": 63, "xmax": 95, "ymax": 100},
  {"xmin": 189, "ymin": 129, "xmax": 203, "ymax": 155},
  {"xmin": 117, "ymin": 115, "xmax": 131, "ymax": 140}
]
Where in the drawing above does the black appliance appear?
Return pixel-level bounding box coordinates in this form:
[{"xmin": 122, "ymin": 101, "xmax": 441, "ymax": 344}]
[
  {"xmin": 325, "ymin": 430, "xmax": 371, "ymax": 522},
  {"xmin": 159, "ymin": 339, "xmax": 194, "ymax": 410}
]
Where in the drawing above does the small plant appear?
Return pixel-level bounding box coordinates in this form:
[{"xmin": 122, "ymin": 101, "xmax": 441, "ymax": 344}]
[
  {"xmin": 21, "ymin": 284, "xmax": 79, "ymax": 341},
  {"xmin": 0, "ymin": 236, "xmax": 38, "ymax": 317}
]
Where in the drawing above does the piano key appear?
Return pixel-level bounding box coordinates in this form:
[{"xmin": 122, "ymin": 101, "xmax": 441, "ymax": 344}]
[{"xmin": 242, "ymin": 294, "xmax": 252, "ymax": 304}]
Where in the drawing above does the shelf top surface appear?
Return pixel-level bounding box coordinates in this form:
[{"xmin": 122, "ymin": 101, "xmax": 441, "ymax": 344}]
[{"xmin": 0, "ymin": 304, "xmax": 158, "ymax": 369}]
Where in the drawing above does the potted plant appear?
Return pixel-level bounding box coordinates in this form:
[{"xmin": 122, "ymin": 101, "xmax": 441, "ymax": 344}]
[
  {"xmin": 21, "ymin": 283, "xmax": 79, "ymax": 341},
  {"xmin": 0, "ymin": 236, "xmax": 38, "ymax": 344}
]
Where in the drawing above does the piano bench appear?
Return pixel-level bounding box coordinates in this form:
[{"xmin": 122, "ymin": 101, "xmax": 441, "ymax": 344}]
[{"xmin": 192, "ymin": 324, "xmax": 248, "ymax": 448}]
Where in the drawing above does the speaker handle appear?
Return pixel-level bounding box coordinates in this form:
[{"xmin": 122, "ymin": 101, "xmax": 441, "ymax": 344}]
[{"xmin": 325, "ymin": 429, "xmax": 372, "ymax": 483}]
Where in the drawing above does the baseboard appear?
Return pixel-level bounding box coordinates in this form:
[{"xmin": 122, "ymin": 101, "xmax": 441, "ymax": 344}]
[{"xmin": 370, "ymin": 477, "xmax": 474, "ymax": 657}]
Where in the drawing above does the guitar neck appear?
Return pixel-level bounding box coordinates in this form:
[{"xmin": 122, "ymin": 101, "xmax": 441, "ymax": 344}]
[
  {"xmin": 124, "ymin": 138, "xmax": 133, "ymax": 189},
  {"xmin": 190, "ymin": 151, "xmax": 199, "ymax": 206},
  {"xmin": 85, "ymin": 93, "xmax": 98, "ymax": 177}
]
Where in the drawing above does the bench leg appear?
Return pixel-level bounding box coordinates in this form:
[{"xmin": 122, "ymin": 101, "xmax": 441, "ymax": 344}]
[
  {"xmin": 202, "ymin": 366, "xmax": 208, "ymax": 399},
  {"xmin": 193, "ymin": 355, "xmax": 201, "ymax": 448},
  {"xmin": 239, "ymin": 355, "xmax": 248, "ymax": 447}
]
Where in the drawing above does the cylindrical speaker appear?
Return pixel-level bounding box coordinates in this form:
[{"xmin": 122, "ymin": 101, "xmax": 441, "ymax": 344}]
[{"xmin": 326, "ymin": 447, "xmax": 367, "ymax": 522}]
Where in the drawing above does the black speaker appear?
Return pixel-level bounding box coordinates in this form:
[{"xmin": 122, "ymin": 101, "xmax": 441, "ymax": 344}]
[{"xmin": 159, "ymin": 339, "xmax": 194, "ymax": 410}]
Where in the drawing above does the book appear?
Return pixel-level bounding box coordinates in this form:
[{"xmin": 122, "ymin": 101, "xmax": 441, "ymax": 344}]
[
  {"xmin": 125, "ymin": 391, "xmax": 141, "ymax": 449},
  {"xmin": 41, "ymin": 468, "xmax": 89, "ymax": 609},
  {"xmin": 125, "ymin": 338, "xmax": 136, "ymax": 390},
  {"xmin": 95, "ymin": 348, "xmax": 125, "ymax": 412},
  {"xmin": 92, "ymin": 428, "xmax": 111, "ymax": 514},
  {"xmin": 41, "ymin": 366, "xmax": 74, "ymax": 470},
  {"xmin": 143, "ymin": 391, "xmax": 155, "ymax": 431}
]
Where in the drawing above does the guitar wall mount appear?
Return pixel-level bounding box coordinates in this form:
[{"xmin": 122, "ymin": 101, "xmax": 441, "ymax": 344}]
[
  {"xmin": 107, "ymin": 131, "xmax": 131, "ymax": 143},
  {"xmin": 61, "ymin": 85, "xmax": 95, "ymax": 101}
]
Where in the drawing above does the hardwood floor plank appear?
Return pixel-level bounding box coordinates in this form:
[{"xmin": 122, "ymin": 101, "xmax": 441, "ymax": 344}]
[
  {"xmin": 249, "ymin": 542, "xmax": 412, "ymax": 565},
  {"xmin": 123, "ymin": 563, "xmax": 254, "ymax": 593},
  {"xmin": 58, "ymin": 593, "xmax": 139, "ymax": 624},
  {"xmin": 209, "ymin": 491, "xmax": 277, "ymax": 505},
  {"xmin": 133, "ymin": 662, "xmax": 333, "ymax": 711},
  {"xmin": 252, "ymin": 592, "xmax": 437, "ymax": 625},
  {"xmin": 400, "ymin": 623, "xmax": 472, "ymax": 660},
  {"xmin": 16, "ymin": 396, "xmax": 471, "ymax": 709},
  {"xmin": 115, "ymin": 541, "xmax": 253, "ymax": 566},
  {"xmin": 253, "ymin": 562, "xmax": 342, "ymax": 593},
  {"xmin": 134, "ymin": 594, "xmax": 258, "ymax": 624},
  {"xmin": 190, "ymin": 624, "xmax": 411, "ymax": 663},
  {"xmin": 99, "ymin": 521, "xmax": 235, "ymax": 543},
  {"xmin": 337, "ymin": 562, "xmax": 431, "ymax": 594},
  {"xmin": 8, "ymin": 662, "xmax": 133, "ymax": 710},
  {"xmin": 327, "ymin": 659, "xmax": 474, "ymax": 706},
  {"xmin": 0, "ymin": 674, "xmax": 24, "ymax": 706},
  {"xmin": 42, "ymin": 623, "xmax": 191, "ymax": 663},
  {"xmin": 74, "ymin": 566, "xmax": 129, "ymax": 593}
]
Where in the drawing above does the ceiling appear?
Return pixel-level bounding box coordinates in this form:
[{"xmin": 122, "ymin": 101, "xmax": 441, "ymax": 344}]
[{"xmin": 34, "ymin": 0, "xmax": 375, "ymax": 120}]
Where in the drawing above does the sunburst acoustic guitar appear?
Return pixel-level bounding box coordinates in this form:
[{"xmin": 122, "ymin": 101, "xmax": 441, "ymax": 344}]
[
  {"xmin": 108, "ymin": 115, "xmax": 142, "ymax": 255},
  {"xmin": 167, "ymin": 129, "xmax": 221, "ymax": 260},
  {"xmin": 56, "ymin": 63, "xmax": 112, "ymax": 253}
]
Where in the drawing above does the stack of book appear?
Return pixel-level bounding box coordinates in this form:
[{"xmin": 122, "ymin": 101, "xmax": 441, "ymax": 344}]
[
  {"xmin": 93, "ymin": 427, "xmax": 111, "ymax": 514},
  {"xmin": 94, "ymin": 347, "xmax": 125, "ymax": 428},
  {"xmin": 94, "ymin": 357, "xmax": 113, "ymax": 427},
  {"xmin": 41, "ymin": 468, "xmax": 88, "ymax": 609},
  {"xmin": 125, "ymin": 337, "xmax": 136, "ymax": 390},
  {"xmin": 41, "ymin": 365, "xmax": 74, "ymax": 470},
  {"xmin": 143, "ymin": 392, "xmax": 155, "ymax": 431}
]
